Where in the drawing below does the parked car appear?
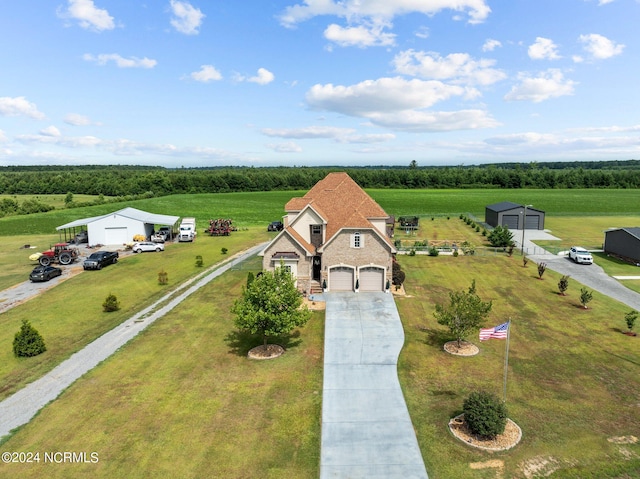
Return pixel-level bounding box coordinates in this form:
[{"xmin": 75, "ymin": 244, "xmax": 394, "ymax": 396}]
[
  {"xmin": 132, "ymin": 241, "xmax": 165, "ymax": 253},
  {"xmin": 74, "ymin": 230, "xmax": 88, "ymax": 244},
  {"xmin": 568, "ymin": 246, "xmax": 593, "ymax": 264},
  {"xmin": 268, "ymin": 221, "xmax": 284, "ymax": 232},
  {"xmin": 29, "ymin": 265, "xmax": 62, "ymax": 282},
  {"xmin": 158, "ymin": 226, "xmax": 172, "ymax": 240},
  {"xmin": 150, "ymin": 233, "xmax": 165, "ymax": 243},
  {"xmin": 83, "ymin": 251, "xmax": 119, "ymax": 270}
]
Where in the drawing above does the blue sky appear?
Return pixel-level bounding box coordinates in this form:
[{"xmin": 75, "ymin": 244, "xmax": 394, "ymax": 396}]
[{"xmin": 0, "ymin": 0, "xmax": 638, "ymax": 167}]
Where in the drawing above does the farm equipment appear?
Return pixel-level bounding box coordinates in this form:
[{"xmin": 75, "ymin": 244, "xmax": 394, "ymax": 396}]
[
  {"xmin": 207, "ymin": 218, "xmax": 235, "ymax": 236},
  {"xmin": 38, "ymin": 243, "xmax": 79, "ymax": 266}
]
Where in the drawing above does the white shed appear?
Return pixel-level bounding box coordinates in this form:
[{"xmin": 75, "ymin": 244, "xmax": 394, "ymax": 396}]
[{"xmin": 57, "ymin": 207, "xmax": 180, "ymax": 246}]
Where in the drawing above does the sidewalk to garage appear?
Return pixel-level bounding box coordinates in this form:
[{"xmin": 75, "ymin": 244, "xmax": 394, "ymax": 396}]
[{"xmin": 320, "ymin": 292, "xmax": 428, "ymax": 479}]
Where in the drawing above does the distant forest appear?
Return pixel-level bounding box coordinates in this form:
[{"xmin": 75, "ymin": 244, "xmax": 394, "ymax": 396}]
[{"xmin": 1, "ymin": 160, "xmax": 640, "ymax": 198}]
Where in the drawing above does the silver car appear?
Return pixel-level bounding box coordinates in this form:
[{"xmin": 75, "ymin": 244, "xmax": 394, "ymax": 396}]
[{"xmin": 132, "ymin": 241, "xmax": 165, "ymax": 253}]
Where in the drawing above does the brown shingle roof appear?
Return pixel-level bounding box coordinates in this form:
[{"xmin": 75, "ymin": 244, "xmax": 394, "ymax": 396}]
[{"xmin": 287, "ymin": 172, "xmax": 392, "ymax": 248}]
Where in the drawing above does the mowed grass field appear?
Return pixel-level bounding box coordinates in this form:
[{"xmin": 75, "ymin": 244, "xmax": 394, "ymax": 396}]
[
  {"xmin": 396, "ymin": 253, "xmax": 640, "ymax": 478},
  {"xmin": 0, "ymin": 229, "xmax": 271, "ymax": 401},
  {"xmin": 0, "ymin": 189, "xmax": 639, "ymax": 477},
  {"xmin": 1, "ymin": 255, "xmax": 324, "ymax": 479}
]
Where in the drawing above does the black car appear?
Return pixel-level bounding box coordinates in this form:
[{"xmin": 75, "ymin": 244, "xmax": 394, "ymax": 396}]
[
  {"xmin": 30, "ymin": 265, "xmax": 62, "ymax": 282},
  {"xmin": 267, "ymin": 221, "xmax": 284, "ymax": 232},
  {"xmin": 83, "ymin": 251, "xmax": 119, "ymax": 270}
]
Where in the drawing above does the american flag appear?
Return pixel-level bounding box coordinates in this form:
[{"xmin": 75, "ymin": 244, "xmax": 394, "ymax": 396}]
[{"xmin": 479, "ymin": 321, "xmax": 509, "ymax": 341}]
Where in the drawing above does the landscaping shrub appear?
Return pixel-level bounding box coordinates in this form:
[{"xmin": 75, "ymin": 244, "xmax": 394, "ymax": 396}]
[
  {"xmin": 463, "ymin": 391, "xmax": 507, "ymax": 439},
  {"xmin": 392, "ymin": 260, "xmax": 406, "ymax": 290},
  {"xmin": 195, "ymin": 255, "xmax": 203, "ymax": 267},
  {"xmin": 537, "ymin": 262, "xmax": 547, "ymax": 279},
  {"xmin": 158, "ymin": 270, "xmax": 169, "ymax": 285},
  {"xmin": 102, "ymin": 293, "xmax": 120, "ymax": 312},
  {"xmin": 221, "ymin": 247, "xmax": 228, "ymax": 255},
  {"xmin": 428, "ymin": 246, "xmax": 439, "ymax": 256},
  {"xmin": 580, "ymin": 288, "xmax": 593, "ymax": 309},
  {"xmin": 13, "ymin": 319, "xmax": 47, "ymax": 357},
  {"xmin": 625, "ymin": 310, "xmax": 638, "ymax": 332},
  {"xmin": 487, "ymin": 225, "xmax": 514, "ymax": 248},
  {"xmin": 558, "ymin": 275, "xmax": 570, "ymax": 295}
]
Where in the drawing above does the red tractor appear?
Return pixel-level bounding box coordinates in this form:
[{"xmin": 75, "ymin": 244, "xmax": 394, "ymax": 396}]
[{"xmin": 39, "ymin": 243, "xmax": 79, "ymax": 266}]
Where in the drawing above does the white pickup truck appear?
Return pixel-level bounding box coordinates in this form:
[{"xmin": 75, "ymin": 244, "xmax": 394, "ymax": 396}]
[{"xmin": 568, "ymin": 246, "xmax": 593, "ymax": 264}]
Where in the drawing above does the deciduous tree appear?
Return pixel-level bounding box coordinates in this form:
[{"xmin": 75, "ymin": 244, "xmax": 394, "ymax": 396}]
[
  {"xmin": 434, "ymin": 280, "xmax": 493, "ymax": 348},
  {"xmin": 232, "ymin": 265, "xmax": 310, "ymax": 349}
]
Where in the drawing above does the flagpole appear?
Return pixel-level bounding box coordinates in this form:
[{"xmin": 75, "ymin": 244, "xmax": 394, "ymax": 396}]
[{"xmin": 503, "ymin": 319, "xmax": 511, "ymax": 402}]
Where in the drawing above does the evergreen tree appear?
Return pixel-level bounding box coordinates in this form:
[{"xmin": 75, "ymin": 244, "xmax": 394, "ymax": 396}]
[{"xmin": 13, "ymin": 320, "xmax": 47, "ymax": 357}]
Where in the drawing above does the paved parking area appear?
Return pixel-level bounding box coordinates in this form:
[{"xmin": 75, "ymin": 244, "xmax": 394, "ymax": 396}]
[{"xmin": 320, "ymin": 292, "xmax": 428, "ymax": 479}]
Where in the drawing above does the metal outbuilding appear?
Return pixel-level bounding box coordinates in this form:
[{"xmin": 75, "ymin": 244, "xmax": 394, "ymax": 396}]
[
  {"xmin": 56, "ymin": 207, "xmax": 180, "ymax": 246},
  {"xmin": 603, "ymin": 227, "xmax": 640, "ymax": 265},
  {"xmin": 485, "ymin": 202, "xmax": 545, "ymax": 230}
]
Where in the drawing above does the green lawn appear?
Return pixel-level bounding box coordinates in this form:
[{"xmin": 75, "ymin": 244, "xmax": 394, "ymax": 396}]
[
  {"xmin": 396, "ymin": 254, "xmax": 640, "ymax": 478},
  {"xmin": 0, "ymin": 228, "xmax": 271, "ymax": 400},
  {"xmin": 0, "ymin": 255, "xmax": 324, "ymax": 478},
  {"xmin": 1, "ymin": 192, "xmax": 640, "ymax": 477}
]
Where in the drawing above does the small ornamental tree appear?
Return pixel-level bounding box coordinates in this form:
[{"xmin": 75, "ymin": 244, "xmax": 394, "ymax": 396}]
[
  {"xmin": 392, "ymin": 260, "xmax": 406, "ymax": 290},
  {"xmin": 558, "ymin": 275, "xmax": 570, "ymax": 295},
  {"xmin": 624, "ymin": 310, "xmax": 638, "ymax": 333},
  {"xmin": 231, "ymin": 265, "xmax": 311, "ymax": 350},
  {"xmin": 463, "ymin": 391, "xmax": 508, "ymax": 439},
  {"xmin": 487, "ymin": 225, "xmax": 514, "ymax": 248},
  {"xmin": 580, "ymin": 288, "xmax": 593, "ymax": 309},
  {"xmin": 523, "ymin": 256, "xmax": 529, "ymax": 267},
  {"xmin": 537, "ymin": 262, "xmax": 547, "ymax": 279},
  {"xmin": 13, "ymin": 320, "xmax": 47, "ymax": 357},
  {"xmin": 195, "ymin": 255, "xmax": 204, "ymax": 267},
  {"xmin": 102, "ymin": 293, "xmax": 120, "ymax": 312},
  {"xmin": 434, "ymin": 280, "xmax": 492, "ymax": 348}
]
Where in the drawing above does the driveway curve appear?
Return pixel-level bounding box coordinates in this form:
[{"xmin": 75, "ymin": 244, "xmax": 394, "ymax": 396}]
[
  {"xmin": 517, "ymin": 231, "xmax": 640, "ymax": 311},
  {"xmin": 321, "ymin": 292, "xmax": 428, "ymax": 479}
]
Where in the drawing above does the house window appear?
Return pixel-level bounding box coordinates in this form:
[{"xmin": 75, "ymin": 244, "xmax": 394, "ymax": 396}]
[
  {"xmin": 312, "ymin": 225, "xmax": 322, "ymax": 235},
  {"xmin": 352, "ymin": 232, "xmax": 362, "ymax": 248}
]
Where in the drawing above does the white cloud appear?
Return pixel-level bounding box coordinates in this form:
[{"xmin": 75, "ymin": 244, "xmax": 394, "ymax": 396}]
[
  {"xmin": 304, "ymin": 77, "xmax": 497, "ymax": 132},
  {"xmin": 482, "ymin": 39, "xmax": 502, "ymax": 52},
  {"xmin": 58, "ymin": 0, "xmax": 115, "ymax": 32},
  {"xmin": 368, "ymin": 109, "xmax": 500, "ymax": 132},
  {"xmin": 0, "ymin": 130, "xmax": 6, "ymax": 142},
  {"xmin": 190, "ymin": 65, "xmax": 223, "ymax": 82},
  {"xmin": 504, "ymin": 69, "xmax": 576, "ymax": 103},
  {"xmin": 262, "ymin": 126, "xmax": 395, "ymax": 144},
  {"xmin": 578, "ymin": 33, "xmax": 624, "ymax": 59},
  {"xmin": 393, "ymin": 50, "xmax": 506, "ymax": 85},
  {"xmin": 262, "ymin": 126, "xmax": 355, "ymax": 139},
  {"xmin": 64, "ymin": 113, "xmax": 93, "ymax": 126},
  {"xmin": 83, "ymin": 53, "xmax": 157, "ymax": 68},
  {"xmin": 169, "ymin": 0, "xmax": 205, "ymax": 35},
  {"xmin": 247, "ymin": 68, "xmax": 275, "ymax": 85},
  {"xmin": 40, "ymin": 126, "xmax": 61, "ymax": 137},
  {"xmin": 306, "ymin": 77, "xmax": 469, "ymax": 116},
  {"xmin": 324, "ymin": 23, "xmax": 396, "ymax": 47},
  {"xmin": 415, "ymin": 27, "xmax": 429, "ymax": 39},
  {"xmin": 528, "ymin": 37, "xmax": 561, "ymax": 60},
  {"xmin": 0, "ymin": 96, "xmax": 46, "ymax": 120},
  {"xmin": 266, "ymin": 142, "xmax": 303, "ymax": 153},
  {"xmin": 278, "ymin": 0, "xmax": 491, "ymax": 27}
]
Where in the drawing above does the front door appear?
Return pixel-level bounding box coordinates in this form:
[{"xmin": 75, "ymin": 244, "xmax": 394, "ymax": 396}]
[{"xmin": 312, "ymin": 256, "xmax": 321, "ymax": 281}]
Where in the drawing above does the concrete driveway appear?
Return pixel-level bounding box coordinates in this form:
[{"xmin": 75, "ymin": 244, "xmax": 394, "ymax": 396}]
[
  {"xmin": 516, "ymin": 231, "xmax": 640, "ymax": 311},
  {"xmin": 320, "ymin": 292, "xmax": 428, "ymax": 479}
]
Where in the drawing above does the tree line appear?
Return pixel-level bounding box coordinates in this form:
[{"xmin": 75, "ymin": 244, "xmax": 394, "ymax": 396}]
[{"xmin": 1, "ymin": 162, "xmax": 640, "ymax": 198}]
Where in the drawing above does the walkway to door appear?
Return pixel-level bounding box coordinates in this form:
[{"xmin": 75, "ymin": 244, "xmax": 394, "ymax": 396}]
[{"xmin": 320, "ymin": 292, "xmax": 428, "ymax": 478}]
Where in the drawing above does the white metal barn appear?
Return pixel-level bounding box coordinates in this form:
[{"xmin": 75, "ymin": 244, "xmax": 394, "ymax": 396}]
[{"xmin": 57, "ymin": 207, "xmax": 180, "ymax": 246}]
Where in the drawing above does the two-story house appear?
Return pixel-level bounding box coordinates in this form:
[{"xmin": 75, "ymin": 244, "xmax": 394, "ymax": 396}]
[{"xmin": 259, "ymin": 172, "xmax": 396, "ymax": 293}]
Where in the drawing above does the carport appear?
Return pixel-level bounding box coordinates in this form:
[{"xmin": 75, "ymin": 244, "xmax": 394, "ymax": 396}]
[{"xmin": 56, "ymin": 207, "xmax": 179, "ymax": 245}]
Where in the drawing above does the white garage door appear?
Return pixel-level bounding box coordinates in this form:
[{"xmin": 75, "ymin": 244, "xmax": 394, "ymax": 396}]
[
  {"xmin": 359, "ymin": 267, "xmax": 385, "ymax": 292},
  {"xmin": 330, "ymin": 267, "xmax": 354, "ymax": 291},
  {"xmin": 105, "ymin": 227, "xmax": 128, "ymax": 245}
]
